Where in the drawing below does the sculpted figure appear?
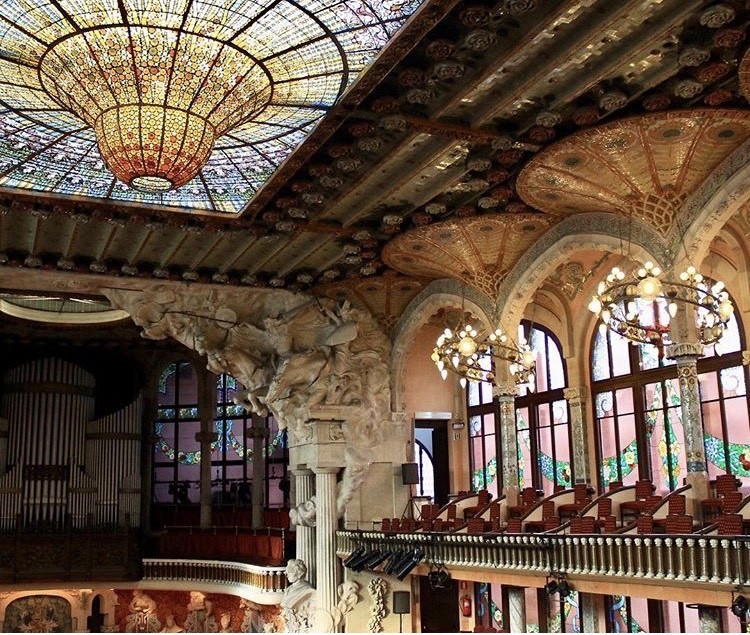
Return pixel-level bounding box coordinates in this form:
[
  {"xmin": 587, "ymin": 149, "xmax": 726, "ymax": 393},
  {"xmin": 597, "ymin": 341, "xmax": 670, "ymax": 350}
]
[
  {"xmin": 289, "ymin": 496, "xmax": 317, "ymax": 527},
  {"xmin": 126, "ymin": 590, "xmax": 161, "ymax": 632},
  {"xmin": 280, "ymin": 559, "xmax": 316, "ymax": 633},
  {"xmin": 104, "ymin": 286, "xmax": 392, "ymax": 519}
]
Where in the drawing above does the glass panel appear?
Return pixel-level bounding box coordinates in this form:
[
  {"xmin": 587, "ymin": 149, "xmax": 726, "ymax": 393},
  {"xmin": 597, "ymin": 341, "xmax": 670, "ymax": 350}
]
[
  {"xmin": 699, "ymin": 369, "xmax": 720, "ymax": 401},
  {"xmin": 592, "ymin": 329, "xmax": 611, "ymax": 381},
  {"xmin": 610, "ymin": 332, "xmax": 631, "ymax": 377},
  {"xmin": 548, "ymin": 337, "xmax": 565, "ymax": 390},
  {"xmin": 721, "ymin": 366, "xmax": 746, "ymax": 397},
  {"xmin": 483, "ymin": 434, "xmax": 499, "ymax": 498}
]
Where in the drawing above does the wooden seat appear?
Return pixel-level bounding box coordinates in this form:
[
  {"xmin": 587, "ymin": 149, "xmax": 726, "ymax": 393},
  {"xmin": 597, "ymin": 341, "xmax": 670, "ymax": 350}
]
[
  {"xmin": 558, "ymin": 484, "xmax": 591, "ymax": 519},
  {"xmin": 463, "ymin": 490, "xmax": 491, "ymax": 519},
  {"xmin": 621, "ymin": 480, "xmax": 658, "ymax": 524},
  {"xmin": 653, "ymin": 494, "xmax": 686, "ymax": 531},
  {"xmin": 505, "ymin": 518, "xmax": 522, "ymax": 533},
  {"xmin": 701, "ymin": 474, "xmax": 741, "ymax": 523},
  {"xmin": 636, "ymin": 515, "xmax": 653, "ymax": 534},
  {"xmin": 664, "ymin": 514, "xmax": 694, "ymax": 534},
  {"xmin": 507, "ymin": 487, "xmax": 539, "ymax": 519},
  {"xmin": 466, "ymin": 517, "xmax": 487, "ymax": 533},
  {"xmin": 570, "ymin": 516, "xmax": 597, "ymax": 534},
  {"xmin": 525, "ymin": 500, "xmax": 555, "ymax": 533},
  {"xmin": 717, "ymin": 513, "xmax": 744, "ymax": 535}
]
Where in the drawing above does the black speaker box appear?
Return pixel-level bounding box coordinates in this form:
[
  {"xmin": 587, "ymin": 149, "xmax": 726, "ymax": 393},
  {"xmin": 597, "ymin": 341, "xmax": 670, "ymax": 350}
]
[
  {"xmin": 401, "ymin": 462, "xmax": 419, "ymax": 485},
  {"xmin": 393, "ymin": 590, "xmax": 411, "ymax": 615}
]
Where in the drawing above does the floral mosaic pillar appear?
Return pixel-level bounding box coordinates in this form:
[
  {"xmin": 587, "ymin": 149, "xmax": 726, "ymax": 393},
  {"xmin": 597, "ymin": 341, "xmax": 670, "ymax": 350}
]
[
  {"xmin": 507, "ymin": 586, "xmax": 526, "ymax": 633},
  {"xmin": 494, "ymin": 382, "xmax": 519, "ymax": 506},
  {"xmin": 563, "ymin": 387, "xmax": 590, "ymax": 484},
  {"xmin": 667, "ymin": 343, "xmax": 709, "ymax": 504},
  {"xmin": 698, "ymin": 605, "xmax": 723, "ymax": 633}
]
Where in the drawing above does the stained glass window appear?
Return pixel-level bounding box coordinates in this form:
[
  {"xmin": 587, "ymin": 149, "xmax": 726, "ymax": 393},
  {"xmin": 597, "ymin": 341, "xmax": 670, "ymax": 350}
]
[
  {"xmin": 467, "ymin": 356, "xmax": 500, "ymax": 498},
  {"xmin": 153, "ymin": 363, "xmax": 288, "ymax": 507},
  {"xmin": 515, "ymin": 322, "xmax": 571, "ymax": 495},
  {"xmin": 154, "ymin": 361, "xmax": 201, "ymax": 504},
  {"xmin": 0, "ymin": 0, "xmax": 424, "ymax": 213},
  {"xmin": 592, "ymin": 291, "xmax": 748, "ymax": 491}
]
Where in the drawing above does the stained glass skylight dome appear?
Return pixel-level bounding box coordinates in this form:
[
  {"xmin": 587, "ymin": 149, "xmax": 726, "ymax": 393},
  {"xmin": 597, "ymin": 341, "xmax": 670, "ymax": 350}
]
[{"xmin": 0, "ymin": 0, "xmax": 422, "ymax": 212}]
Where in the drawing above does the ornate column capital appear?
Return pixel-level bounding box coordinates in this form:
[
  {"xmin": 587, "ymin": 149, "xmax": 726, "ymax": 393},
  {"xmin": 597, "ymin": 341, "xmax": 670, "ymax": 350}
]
[
  {"xmin": 194, "ymin": 431, "xmax": 218, "ymax": 444},
  {"xmin": 665, "ymin": 341, "xmax": 704, "ymax": 360},
  {"xmin": 563, "ymin": 386, "xmax": 587, "ymax": 405},
  {"xmin": 391, "ymin": 410, "xmax": 408, "ymax": 426},
  {"xmin": 492, "ymin": 382, "xmax": 517, "ymax": 399}
]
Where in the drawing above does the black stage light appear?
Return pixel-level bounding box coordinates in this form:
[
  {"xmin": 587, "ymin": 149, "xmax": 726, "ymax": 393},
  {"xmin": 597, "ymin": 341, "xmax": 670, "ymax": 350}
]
[
  {"xmin": 558, "ymin": 581, "xmax": 572, "ymax": 597},
  {"xmin": 365, "ymin": 550, "xmax": 389, "ymax": 570},
  {"xmin": 544, "ymin": 580, "xmax": 559, "ymax": 596},
  {"xmin": 395, "ymin": 548, "xmax": 424, "ymax": 581},
  {"xmin": 732, "ymin": 595, "xmax": 749, "ymax": 618},
  {"xmin": 384, "ymin": 550, "xmax": 406, "ymax": 575},
  {"xmin": 347, "ymin": 549, "xmax": 374, "ymax": 572},
  {"xmin": 343, "ymin": 546, "xmax": 365, "ymax": 569}
]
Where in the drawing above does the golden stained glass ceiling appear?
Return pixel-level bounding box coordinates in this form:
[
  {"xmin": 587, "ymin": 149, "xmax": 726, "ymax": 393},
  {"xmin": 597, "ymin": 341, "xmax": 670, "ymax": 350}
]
[{"xmin": 0, "ymin": 0, "xmax": 422, "ymax": 213}]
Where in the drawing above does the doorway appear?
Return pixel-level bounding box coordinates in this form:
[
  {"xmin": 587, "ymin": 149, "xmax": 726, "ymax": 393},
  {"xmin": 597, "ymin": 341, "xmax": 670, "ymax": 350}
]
[
  {"xmin": 420, "ymin": 574, "xmax": 459, "ymax": 633},
  {"xmin": 414, "ymin": 419, "xmax": 449, "ymax": 506}
]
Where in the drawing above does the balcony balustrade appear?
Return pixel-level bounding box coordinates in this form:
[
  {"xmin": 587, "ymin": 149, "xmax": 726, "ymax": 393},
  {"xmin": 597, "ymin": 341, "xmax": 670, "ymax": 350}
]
[{"xmin": 337, "ymin": 530, "xmax": 750, "ymax": 589}]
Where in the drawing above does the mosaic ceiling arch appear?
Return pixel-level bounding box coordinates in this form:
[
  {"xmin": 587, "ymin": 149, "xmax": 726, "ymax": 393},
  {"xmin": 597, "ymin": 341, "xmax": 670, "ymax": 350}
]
[
  {"xmin": 516, "ymin": 109, "xmax": 750, "ymax": 236},
  {"xmin": 0, "ymin": 0, "xmax": 422, "ymax": 214},
  {"xmin": 382, "ymin": 213, "xmax": 552, "ymax": 300}
]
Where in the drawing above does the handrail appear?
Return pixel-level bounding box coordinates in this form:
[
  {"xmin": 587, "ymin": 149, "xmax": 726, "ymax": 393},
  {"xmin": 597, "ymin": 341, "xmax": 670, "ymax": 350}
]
[
  {"xmin": 142, "ymin": 558, "xmax": 287, "ymax": 598},
  {"xmin": 337, "ymin": 529, "xmax": 750, "ymax": 588}
]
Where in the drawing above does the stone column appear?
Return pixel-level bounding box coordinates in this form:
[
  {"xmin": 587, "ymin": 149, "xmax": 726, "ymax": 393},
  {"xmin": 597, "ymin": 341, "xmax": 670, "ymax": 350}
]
[
  {"xmin": 667, "ymin": 342, "xmax": 709, "ymax": 505},
  {"xmin": 698, "ymin": 605, "xmax": 723, "ymax": 633},
  {"xmin": 197, "ymin": 370, "xmax": 218, "ymax": 528},
  {"xmin": 314, "ymin": 466, "xmax": 340, "ymax": 633},
  {"xmin": 563, "ymin": 387, "xmax": 590, "ymax": 484},
  {"xmin": 507, "ymin": 586, "xmax": 526, "ymax": 633},
  {"xmin": 293, "ymin": 467, "xmax": 316, "ymax": 582},
  {"xmin": 494, "ymin": 382, "xmax": 519, "ymax": 506},
  {"xmin": 248, "ymin": 415, "xmax": 268, "ymax": 529}
]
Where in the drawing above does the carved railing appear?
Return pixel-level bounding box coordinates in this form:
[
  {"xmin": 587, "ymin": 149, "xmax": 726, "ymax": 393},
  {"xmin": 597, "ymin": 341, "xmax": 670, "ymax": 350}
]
[
  {"xmin": 337, "ymin": 530, "xmax": 750, "ymax": 587},
  {"xmin": 143, "ymin": 558, "xmax": 287, "ymax": 595}
]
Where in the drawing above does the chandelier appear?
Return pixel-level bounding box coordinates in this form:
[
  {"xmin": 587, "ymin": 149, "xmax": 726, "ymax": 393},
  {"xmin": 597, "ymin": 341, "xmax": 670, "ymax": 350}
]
[
  {"xmin": 431, "ymin": 322, "xmax": 536, "ymax": 389},
  {"xmin": 587, "ymin": 261, "xmax": 734, "ymax": 347}
]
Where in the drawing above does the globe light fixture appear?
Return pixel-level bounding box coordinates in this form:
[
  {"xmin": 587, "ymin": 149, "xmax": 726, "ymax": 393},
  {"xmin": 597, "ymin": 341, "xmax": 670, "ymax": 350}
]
[
  {"xmin": 588, "ymin": 261, "xmax": 733, "ymax": 347},
  {"xmin": 431, "ymin": 323, "xmax": 536, "ymax": 389}
]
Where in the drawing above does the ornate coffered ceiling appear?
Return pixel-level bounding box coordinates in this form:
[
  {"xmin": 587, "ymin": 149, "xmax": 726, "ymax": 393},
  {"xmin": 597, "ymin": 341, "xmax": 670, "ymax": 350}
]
[{"xmin": 1, "ymin": 0, "xmax": 750, "ymax": 330}]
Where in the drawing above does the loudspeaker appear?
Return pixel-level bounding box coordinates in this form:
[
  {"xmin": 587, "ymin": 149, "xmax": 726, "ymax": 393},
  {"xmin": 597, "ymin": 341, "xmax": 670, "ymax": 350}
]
[
  {"xmin": 401, "ymin": 463, "xmax": 419, "ymax": 485},
  {"xmin": 393, "ymin": 591, "xmax": 411, "ymax": 615}
]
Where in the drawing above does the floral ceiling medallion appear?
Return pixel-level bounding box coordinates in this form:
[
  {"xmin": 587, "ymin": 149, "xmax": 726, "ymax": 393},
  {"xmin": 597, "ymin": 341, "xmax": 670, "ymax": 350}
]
[
  {"xmin": 0, "ymin": 0, "xmax": 423, "ymax": 213},
  {"xmin": 382, "ymin": 213, "xmax": 551, "ymax": 300},
  {"xmin": 516, "ymin": 109, "xmax": 750, "ymax": 234}
]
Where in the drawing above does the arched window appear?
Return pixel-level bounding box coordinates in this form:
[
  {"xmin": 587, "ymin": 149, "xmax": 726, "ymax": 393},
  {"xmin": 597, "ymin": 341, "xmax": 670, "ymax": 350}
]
[
  {"xmin": 592, "ymin": 292, "xmax": 749, "ymax": 491},
  {"xmin": 515, "ymin": 322, "xmax": 571, "ymax": 495},
  {"xmin": 466, "ymin": 356, "xmax": 500, "ymax": 498},
  {"xmin": 698, "ymin": 312, "xmax": 750, "ymax": 485}
]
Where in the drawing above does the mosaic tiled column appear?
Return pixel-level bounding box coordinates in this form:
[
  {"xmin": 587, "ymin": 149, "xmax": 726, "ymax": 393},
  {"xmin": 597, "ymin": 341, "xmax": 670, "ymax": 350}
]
[
  {"xmin": 494, "ymin": 382, "xmax": 519, "ymax": 506},
  {"xmin": 580, "ymin": 592, "xmax": 601, "ymax": 633},
  {"xmin": 292, "ymin": 467, "xmax": 316, "ymax": 582},
  {"xmin": 698, "ymin": 605, "xmax": 723, "ymax": 633},
  {"xmin": 563, "ymin": 387, "xmax": 590, "ymax": 484},
  {"xmin": 667, "ymin": 343, "xmax": 709, "ymax": 504},
  {"xmin": 248, "ymin": 415, "xmax": 268, "ymax": 530},
  {"xmin": 507, "ymin": 586, "xmax": 526, "ymax": 633}
]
